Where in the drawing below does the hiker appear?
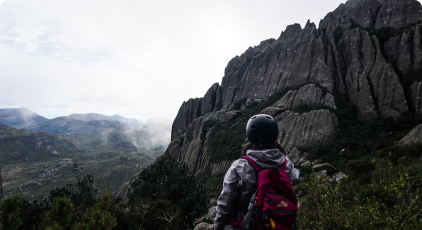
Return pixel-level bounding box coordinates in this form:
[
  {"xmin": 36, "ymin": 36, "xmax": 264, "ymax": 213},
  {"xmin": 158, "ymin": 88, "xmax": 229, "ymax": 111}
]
[{"xmin": 213, "ymin": 114, "xmax": 300, "ymax": 230}]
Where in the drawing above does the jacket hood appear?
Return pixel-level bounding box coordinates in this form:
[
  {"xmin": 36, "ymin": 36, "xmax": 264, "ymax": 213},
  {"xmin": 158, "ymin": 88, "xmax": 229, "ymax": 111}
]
[{"xmin": 246, "ymin": 149, "xmax": 285, "ymax": 169}]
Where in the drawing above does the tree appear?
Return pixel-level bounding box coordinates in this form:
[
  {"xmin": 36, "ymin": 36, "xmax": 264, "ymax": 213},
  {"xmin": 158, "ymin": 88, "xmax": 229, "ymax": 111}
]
[
  {"xmin": 127, "ymin": 154, "xmax": 210, "ymax": 229},
  {"xmin": 72, "ymin": 194, "xmax": 116, "ymax": 230},
  {"xmin": 0, "ymin": 166, "xmax": 3, "ymax": 230},
  {"xmin": 0, "ymin": 166, "xmax": 3, "ymax": 203},
  {"xmin": 42, "ymin": 198, "xmax": 74, "ymax": 230},
  {"xmin": 0, "ymin": 197, "xmax": 22, "ymax": 230}
]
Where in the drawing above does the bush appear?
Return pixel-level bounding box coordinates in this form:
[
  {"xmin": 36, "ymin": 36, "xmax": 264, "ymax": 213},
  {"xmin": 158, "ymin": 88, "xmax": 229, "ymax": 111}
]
[
  {"xmin": 42, "ymin": 197, "xmax": 74, "ymax": 230},
  {"xmin": 0, "ymin": 197, "xmax": 22, "ymax": 230},
  {"xmin": 126, "ymin": 154, "xmax": 209, "ymax": 229},
  {"xmin": 297, "ymin": 159, "xmax": 422, "ymax": 229}
]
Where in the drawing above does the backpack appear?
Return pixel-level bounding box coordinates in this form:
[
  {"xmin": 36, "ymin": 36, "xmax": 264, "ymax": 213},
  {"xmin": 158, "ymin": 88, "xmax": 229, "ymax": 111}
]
[{"xmin": 242, "ymin": 156, "xmax": 298, "ymax": 230}]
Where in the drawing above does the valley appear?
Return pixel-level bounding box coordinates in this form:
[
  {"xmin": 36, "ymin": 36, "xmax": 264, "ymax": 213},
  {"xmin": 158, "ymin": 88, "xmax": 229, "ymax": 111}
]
[{"xmin": 0, "ymin": 109, "xmax": 168, "ymax": 198}]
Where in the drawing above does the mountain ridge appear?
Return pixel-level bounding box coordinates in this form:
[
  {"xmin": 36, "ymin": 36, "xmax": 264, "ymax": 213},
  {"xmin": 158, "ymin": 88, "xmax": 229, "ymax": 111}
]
[{"xmin": 166, "ymin": 0, "xmax": 422, "ymax": 176}]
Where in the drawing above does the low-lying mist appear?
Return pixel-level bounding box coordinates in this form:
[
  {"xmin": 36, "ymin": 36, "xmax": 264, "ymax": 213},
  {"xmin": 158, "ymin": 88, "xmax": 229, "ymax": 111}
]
[{"xmin": 127, "ymin": 117, "xmax": 172, "ymax": 150}]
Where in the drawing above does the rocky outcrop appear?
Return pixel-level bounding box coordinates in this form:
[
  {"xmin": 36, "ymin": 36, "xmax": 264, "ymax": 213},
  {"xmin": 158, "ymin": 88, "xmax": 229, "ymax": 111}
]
[
  {"xmin": 275, "ymin": 110, "xmax": 338, "ymax": 152},
  {"xmin": 374, "ymin": 0, "xmax": 422, "ymax": 29},
  {"xmin": 233, "ymin": 24, "xmax": 334, "ymax": 103},
  {"xmin": 171, "ymin": 84, "xmax": 222, "ymax": 140},
  {"xmin": 114, "ymin": 171, "xmax": 141, "ymax": 203},
  {"xmin": 384, "ymin": 25, "xmax": 422, "ymax": 73},
  {"xmin": 195, "ymin": 206, "xmax": 217, "ymax": 226},
  {"xmin": 168, "ymin": 117, "xmax": 214, "ymax": 174},
  {"xmin": 272, "ymin": 84, "xmax": 336, "ymax": 110},
  {"xmin": 313, "ymin": 163, "xmax": 338, "ymax": 174},
  {"xmin": 410, "ymin": 82, "xmax": 422, "ymax": 114},
  {"xmin": 171, "ymin": 98, "xmax": 202, "ymax": 139},
  {"xmin": 319, "ymin": 0, "xmax": 422, "ymax": 30},
  {"xmin": 339, "ymin": 28, "xmax": 407, "ymax": 118},
  {"xmin": 201, "ymin": 83, "xmax": 221, "ymax": 116},
  {"xmin": 166, "ymin": 0, "xmax": 422, "ymax": 175},
  {"xmin": 287, "ymin": 148, "xmax": 308, "ymax": 165},
  {"xmin": 399, "ymin": 123, "xmax": 422, "ymax": 144}
]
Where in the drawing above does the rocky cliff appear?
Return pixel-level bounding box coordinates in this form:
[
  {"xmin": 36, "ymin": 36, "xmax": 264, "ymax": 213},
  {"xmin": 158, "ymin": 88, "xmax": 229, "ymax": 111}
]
[{"xmin": 169, "ymin": 0, "xmax": 422, "ymax": 175}]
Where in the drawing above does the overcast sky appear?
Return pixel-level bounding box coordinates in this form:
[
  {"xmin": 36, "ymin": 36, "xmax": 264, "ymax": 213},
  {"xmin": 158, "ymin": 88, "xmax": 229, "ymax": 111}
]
[{"xmin": 1, "ymin": 0, "xmax": 417, "ymax": 123}]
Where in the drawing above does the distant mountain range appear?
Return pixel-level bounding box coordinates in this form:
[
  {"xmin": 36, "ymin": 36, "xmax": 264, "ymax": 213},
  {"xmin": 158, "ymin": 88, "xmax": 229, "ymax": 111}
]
[
  {"xmin": 0, "ymin": 108, "xmax": 169, "ymax": 198},
  {"xmin": 0, "ymin": 108, "xmax": 145, "ymax": 135},
  {"xmin": 0, "ymin": 108, "xmax": 48, "ymax": 128}
]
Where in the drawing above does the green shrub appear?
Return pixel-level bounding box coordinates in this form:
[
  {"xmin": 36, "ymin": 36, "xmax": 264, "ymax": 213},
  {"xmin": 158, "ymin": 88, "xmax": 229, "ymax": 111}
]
[
  {"xmin": 232, "ymin": 98, "xmax": 247, "ymax": 110},
  {"xmin": 42, "ymin": 197, "xmax": 74, "ymax": 230},
  {"xmin": 0, "ymin": 197, "xmax": 22, "ymax": 230},
  {"xmin": 297, "ymin": 159, "xmax": 422, "ymax": 229},
  {"xmin": 127, "ymin": 154, "xmax": 209, "ymax": 230},
  {"xmin": 73, "ymin": 194, "xmax": 116, "ymax": 230}
]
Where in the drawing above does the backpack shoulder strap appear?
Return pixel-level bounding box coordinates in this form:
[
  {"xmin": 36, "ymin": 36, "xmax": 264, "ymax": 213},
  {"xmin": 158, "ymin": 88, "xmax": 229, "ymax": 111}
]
[
  {"xmin": 282, "ymin": 158, "xmax": 286, "ymax": 171},
  {"xmin": 243, "ymin": 156, "xmax": 261, "ymax": 173}
]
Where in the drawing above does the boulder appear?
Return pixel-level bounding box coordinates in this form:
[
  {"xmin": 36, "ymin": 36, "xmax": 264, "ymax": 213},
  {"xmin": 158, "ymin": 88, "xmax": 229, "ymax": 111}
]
[
  {"xmin": 195, "ymin": 206, "xmax": 217, "ymax": 226},
  {"xmin": 287, "ymin": 148, "xmax": 308, "ymax": 165},
  {"xmin": 399, "ymin": 124, "xmax": 422, "ymax": 144},
  {"xmin": 194, "ymin": 223, "xmax": 214, "ymax": 230},
  {"xmin": 313, "ymin": 163, "xmax": 338, "ymax": 175},
  {"xmin": 329, "ymin": 172, "xmax": 347, "ymax": 182}
]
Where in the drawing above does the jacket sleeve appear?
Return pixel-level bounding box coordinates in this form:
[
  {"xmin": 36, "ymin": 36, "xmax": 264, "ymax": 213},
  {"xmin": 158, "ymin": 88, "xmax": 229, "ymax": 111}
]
[
  {"xmin": 284, "ymin": 156, "xmax": 300, "ymax": 186},
  {"xmin": 213, "ymin": 160, "xmax": 241, "ymax": 230}
]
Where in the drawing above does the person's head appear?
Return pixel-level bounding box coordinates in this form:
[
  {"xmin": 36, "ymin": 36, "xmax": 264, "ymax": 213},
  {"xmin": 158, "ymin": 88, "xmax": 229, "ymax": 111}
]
[{"xmin": 242, "ymin": 114, "xmax": 285, "ymax": 156}]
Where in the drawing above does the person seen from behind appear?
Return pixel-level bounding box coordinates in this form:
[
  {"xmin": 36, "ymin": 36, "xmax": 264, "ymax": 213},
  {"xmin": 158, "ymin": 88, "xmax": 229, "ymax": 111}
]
[{"xmin": 214, "ymin": 114, "xmax": 300, "ymax": 230}]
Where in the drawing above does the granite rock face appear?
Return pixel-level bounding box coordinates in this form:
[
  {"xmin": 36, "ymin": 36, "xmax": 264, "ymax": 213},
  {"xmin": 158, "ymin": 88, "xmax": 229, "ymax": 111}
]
[
  {"xmin": 168, "ymin": 117, "xmax": 214, "ymax": 174},
  {"xmin": 164, "ymin": 0, "xmax": 421, "ymax": 175},
  {"xmin": 275, "ymin": 110, "xmax": 338, "ymax": 153},
  {"xmin": 374, "ymin": 0, "xmax": 422, "ymax": 29},
  {"xmin": 272, "ymin": 84, "xmax": 336, "ymax": 110},
  {"xmin": 384, "ymin": 25, "xmax": 422, "ymax": 74},
  {"xmin": 211, "ymin": 160, "xmax": 235, "ymax": 175},
  {"xmin": 172, "ymin": 84, "xmax": 222, "ymax": 139},
  {"xmin": 339, "ymin": 29, "xmax": 407, "ymax": 118},
  {"xmin": 319, "ymin": 0, "xmax": 422, "ymax": 30},
  {"xmin": 212, "ymin": 111, "xmax": 240, "ymax": 124},
  {"xmin": 410, "ymin": 82, "xmax": 422, "ymax": 114}
]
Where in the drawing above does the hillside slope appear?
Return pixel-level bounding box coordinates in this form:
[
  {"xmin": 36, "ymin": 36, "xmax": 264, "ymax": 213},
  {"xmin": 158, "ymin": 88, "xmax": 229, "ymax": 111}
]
[
  {"xmin": 24, "ymin": 113, "xmax": 145, "ymax": 135},
  {"xmin": 0, "ymin": 125, "xmax": 161, "ymax": 198}
]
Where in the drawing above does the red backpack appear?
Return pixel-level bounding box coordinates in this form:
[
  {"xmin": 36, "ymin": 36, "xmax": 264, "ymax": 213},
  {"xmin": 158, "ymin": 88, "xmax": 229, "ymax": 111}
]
[{"xmin": 241, "ymin": 156, "xmax": 298, "ymax": 230}]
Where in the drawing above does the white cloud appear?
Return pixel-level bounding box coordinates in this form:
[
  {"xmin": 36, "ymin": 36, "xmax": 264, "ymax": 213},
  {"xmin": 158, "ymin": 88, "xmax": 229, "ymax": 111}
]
[{"xmin": 0, "ymin": 0, "xmax": 376, "ymax": 123}]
